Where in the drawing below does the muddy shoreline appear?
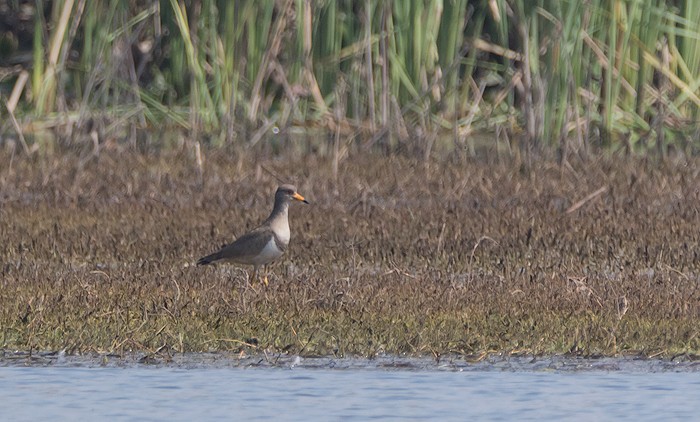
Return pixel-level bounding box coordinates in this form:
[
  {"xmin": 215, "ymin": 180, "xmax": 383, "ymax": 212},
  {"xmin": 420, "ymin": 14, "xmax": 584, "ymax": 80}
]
[
  {"xmin": 1, "ymin": 349, "xmax": 698, "ymax": 372},
  {"xmin": 1, "ymin": 148, "xmax": 699, "ymax": 357}
]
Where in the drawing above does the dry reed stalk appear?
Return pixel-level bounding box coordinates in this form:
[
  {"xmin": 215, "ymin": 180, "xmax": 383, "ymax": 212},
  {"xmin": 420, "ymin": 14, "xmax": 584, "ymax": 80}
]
[
  {"xmin": 7, "ymin": 70, "xmax": 29, "ymax": 113},
  {"xmin": 566, "ymin": 186, "xmax": 607, "ymax": 214},
  {"xmin": 35, "ymin": 0, "xmax": 75, "ymax": 113}
]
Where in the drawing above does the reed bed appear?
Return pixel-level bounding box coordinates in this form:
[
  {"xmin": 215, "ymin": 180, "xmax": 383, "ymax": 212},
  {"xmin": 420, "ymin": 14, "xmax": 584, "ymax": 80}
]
[
  {"xmin": 0, "ymin": 147, "xmax": 698, "ymax": 358},
  {"xmin": 1, "ymin": 1, "xmax": 699, "ymax": 154}
]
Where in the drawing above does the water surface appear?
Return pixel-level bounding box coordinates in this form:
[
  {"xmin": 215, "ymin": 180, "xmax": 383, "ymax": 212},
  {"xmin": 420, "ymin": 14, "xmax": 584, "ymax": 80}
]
[{"xmin": 1, "ymin": 353, "xmax": 698, "ymax": 421}]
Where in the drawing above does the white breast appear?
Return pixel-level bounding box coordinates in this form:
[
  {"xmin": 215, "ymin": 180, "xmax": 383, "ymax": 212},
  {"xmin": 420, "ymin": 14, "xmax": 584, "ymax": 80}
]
[
  {"xmin": 269, "ymin": 213, "xmax": 291, "ymax": 246},
  {"xmin": 251, "ymin": 237, "xmax": 284, "ymax": 265}
]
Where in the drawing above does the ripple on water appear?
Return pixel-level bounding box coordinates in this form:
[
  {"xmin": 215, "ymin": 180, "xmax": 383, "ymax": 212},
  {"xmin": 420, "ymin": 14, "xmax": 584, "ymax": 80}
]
[{"xmin": 0, "ymin": 353, "xmax": 699, "ymax": 421}]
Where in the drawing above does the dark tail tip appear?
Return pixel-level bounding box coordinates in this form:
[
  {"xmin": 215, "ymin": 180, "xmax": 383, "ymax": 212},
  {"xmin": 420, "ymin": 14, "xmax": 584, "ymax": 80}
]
[{"xmin": 196, "ymin": 256, "xmax": 213, "ymax": 266}]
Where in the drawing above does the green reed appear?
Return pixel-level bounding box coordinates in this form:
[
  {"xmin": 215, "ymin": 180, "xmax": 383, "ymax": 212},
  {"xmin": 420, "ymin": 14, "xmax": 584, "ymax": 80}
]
[{"xmin": 7, "ymin": 1, "xmax": 700, "ymax": 153}]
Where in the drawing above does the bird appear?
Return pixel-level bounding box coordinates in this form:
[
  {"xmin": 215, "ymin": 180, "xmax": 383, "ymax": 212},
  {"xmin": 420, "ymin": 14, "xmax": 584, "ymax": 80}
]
[{"xmin": 197, "ymin": 184, "xmax": 309, "ymax": 284}]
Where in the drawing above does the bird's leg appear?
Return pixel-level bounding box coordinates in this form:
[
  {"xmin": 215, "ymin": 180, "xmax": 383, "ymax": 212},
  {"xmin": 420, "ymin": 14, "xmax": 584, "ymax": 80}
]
[
  {"xmin": 250, "ymin": 266, "xmax": 258, "ymax": 285},
  {"xmin": 262, "ymin": 266, "xmax": 269, "ymax": 286}
]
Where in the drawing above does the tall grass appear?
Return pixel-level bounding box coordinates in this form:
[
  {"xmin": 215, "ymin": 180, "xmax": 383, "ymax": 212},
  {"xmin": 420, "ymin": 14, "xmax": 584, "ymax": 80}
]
[{"xmin": 3, "ymin": 0, "xmax": 700, "ymax": 155}]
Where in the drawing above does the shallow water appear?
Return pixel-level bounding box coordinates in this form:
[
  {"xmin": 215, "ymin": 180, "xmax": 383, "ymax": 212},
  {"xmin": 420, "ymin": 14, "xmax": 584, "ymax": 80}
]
[{"xmin": 1, "ymin": 353, "xmax": 699, "ymax": 421}]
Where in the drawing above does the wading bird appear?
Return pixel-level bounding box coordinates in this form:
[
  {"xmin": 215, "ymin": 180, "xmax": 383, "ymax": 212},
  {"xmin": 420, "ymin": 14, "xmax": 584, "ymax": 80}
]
[{"xmin": 197, "ymin": 184, "xmax": 309, "ymax": 284}]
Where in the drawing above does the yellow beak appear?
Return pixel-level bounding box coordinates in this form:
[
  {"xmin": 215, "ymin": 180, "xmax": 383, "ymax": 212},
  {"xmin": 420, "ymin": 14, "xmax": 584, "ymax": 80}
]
[{"xmin": 293, "ymin": 192, "xmax": 309, "ymax": 204}]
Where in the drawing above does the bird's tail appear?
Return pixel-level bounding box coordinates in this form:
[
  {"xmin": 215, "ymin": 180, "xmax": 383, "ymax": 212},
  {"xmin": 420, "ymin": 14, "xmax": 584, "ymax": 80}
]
[{"xmin": 196, "ymin": 252, "xmax": 219, "ymax": 266}]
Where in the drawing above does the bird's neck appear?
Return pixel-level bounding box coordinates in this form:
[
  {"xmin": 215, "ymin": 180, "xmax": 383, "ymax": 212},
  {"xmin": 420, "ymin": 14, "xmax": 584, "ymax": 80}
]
[
  {"xmin": 265, "ymin": 200, "xmax": 291, "ymax": 244},
  {"xmin": 267, "ymin": 197, "xmax": 289, "ymax": 221}
]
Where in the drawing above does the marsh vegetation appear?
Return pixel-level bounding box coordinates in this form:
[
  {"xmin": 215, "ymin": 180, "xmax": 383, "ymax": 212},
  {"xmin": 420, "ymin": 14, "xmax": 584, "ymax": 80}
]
[
  {"xmin": 1, "ymin": 1, "xmax": 700, "ymax": 154},
  {"xmin": 1, "ymin": 147, "xmax": 698, "ymax": 358},
  {"xmin": 0, "ymin": 1, "xmax": 699, "ymax": 359}
]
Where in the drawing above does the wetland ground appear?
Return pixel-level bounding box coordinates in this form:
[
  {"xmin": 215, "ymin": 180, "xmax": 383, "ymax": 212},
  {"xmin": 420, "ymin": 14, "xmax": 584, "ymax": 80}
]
[{"xmin": 1, "ymin": 144, "xmax": 699, "ymax": 360}]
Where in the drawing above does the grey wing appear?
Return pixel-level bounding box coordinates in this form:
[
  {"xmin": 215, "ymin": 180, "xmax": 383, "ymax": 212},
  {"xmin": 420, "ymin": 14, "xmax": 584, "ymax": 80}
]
[{"xmin": 197, "ymin": 226, "xmax": 271, "ymax": 265}]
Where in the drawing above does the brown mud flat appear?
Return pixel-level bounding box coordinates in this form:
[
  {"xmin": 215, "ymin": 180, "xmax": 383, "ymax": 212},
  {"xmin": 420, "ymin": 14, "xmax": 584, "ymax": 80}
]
[
  {"xmin": 2, "ymin": 349, "xmax": 698, "ymax": 371},
  {"xmin": 1, "ymin": 147, "xmax": 699, "ymax": 358}
]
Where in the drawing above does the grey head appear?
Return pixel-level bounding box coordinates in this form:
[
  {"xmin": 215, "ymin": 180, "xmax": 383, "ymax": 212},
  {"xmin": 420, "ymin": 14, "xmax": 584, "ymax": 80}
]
[{"xmin": 275, "ymin": 184, "xmax": 310, "ymax": 206}]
